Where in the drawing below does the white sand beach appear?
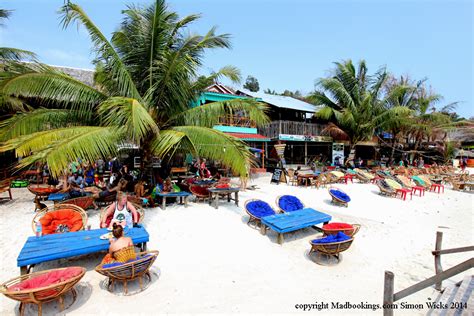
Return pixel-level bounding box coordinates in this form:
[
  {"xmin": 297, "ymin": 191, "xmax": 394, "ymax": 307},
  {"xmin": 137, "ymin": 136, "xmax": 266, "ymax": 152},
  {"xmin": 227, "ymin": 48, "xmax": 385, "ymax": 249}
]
[{"xmin": 0, "ymin": 173, "xmax": 472, "ymax": 315}]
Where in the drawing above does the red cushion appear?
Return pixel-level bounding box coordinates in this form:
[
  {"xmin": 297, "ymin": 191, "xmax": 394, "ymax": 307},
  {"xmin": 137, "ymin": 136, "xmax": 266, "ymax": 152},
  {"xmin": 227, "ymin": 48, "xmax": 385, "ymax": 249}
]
[
  {"xmin": 323, "ymin": 222, "xmax": 353, "ymax": 230},
  {"xmin": 8, "ymin": 267, "xmax": 82, "ymax": 291},
  {"xmin": 39, "ymin": 209, "xmax": 83, "ymax": 235}
]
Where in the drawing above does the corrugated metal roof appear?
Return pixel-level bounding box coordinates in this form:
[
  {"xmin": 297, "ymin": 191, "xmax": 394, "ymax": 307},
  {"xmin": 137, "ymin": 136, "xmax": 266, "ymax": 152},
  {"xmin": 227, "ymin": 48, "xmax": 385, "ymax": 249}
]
[{"xmin": 237, "ymin": 89, "xmax": 320, "ymax": 113}]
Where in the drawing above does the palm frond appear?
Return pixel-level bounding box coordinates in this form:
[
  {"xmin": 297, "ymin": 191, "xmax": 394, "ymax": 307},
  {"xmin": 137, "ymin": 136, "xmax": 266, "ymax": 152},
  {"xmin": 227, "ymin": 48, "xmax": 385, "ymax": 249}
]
[
  {"xmin": 0, "ymin": 47, "xmax": 37, "ymax": 62},
  {"xmin": 1, "ymin": 126, "xmax": 122, "ymax": 177},
  {"xmin": 60, "ymin": 2, "xmax": 141, "ymax": 100},
  {"xmin": 1, "ymin": 70, "xmax": 106, "ymax": 112},
  {"xmin": 98, "ymin": 97, "xmax": 159, "ymax": 141},
  {"xmin": 0, "ymin": 108, "xmax": 85, "ymax": 141}
]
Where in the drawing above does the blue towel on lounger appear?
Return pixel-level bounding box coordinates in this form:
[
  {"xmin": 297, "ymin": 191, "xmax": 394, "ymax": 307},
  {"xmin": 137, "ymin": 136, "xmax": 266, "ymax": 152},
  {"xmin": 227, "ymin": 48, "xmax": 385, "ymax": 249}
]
[
  {"xmin": 278, "ymin": 195, "xmax": 304, "ymax": 212},
  {"xmin": 246, "ymin": 200, "xmax": 275, "ymax": 218},
  {"xmin": 311, "ymin": 232, "xmax": 351, "ymax": 244},
  {"xmin": 102, "ymin": 254, "xmax": 152, "ymax": 269}
]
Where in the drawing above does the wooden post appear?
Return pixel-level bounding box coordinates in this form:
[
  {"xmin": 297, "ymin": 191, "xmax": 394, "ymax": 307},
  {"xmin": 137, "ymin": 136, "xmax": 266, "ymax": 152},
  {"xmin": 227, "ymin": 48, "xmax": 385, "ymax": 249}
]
[
  {"xmin": 305, "ymin": 142, "xmax": 308, "ymax": 165},
  {"xmin": 383, "ymin": 271, "xmax": 394, "ymax": 316},
  {"xmin": 434, "ymin": 231, "xmax": 443, "ymax": 290},
  {"xmin": 262, "ymin": 143, "xmax": 265, "ymax": 168}
]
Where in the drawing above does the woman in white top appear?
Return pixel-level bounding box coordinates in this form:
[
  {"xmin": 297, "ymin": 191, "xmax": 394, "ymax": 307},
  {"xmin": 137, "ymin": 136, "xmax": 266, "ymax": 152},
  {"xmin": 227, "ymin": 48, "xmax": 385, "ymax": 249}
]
[{"xmin": 100, "ymin": 191, "xmax": 139, "ymax": 229}]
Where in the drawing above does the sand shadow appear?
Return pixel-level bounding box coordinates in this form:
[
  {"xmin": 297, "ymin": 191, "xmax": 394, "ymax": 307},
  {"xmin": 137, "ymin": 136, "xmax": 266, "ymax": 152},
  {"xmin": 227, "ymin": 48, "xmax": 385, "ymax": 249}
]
[
  {"xmin": 305, "ymin": 249, "xmax": 343, "ymax": 266},
  {"xmin": 97, "ymin": 267, "xmax": 161, "ymax": 296},
  {"xmin": 13, "ymin": 281, "xmax": 93, "ymax": 316}
]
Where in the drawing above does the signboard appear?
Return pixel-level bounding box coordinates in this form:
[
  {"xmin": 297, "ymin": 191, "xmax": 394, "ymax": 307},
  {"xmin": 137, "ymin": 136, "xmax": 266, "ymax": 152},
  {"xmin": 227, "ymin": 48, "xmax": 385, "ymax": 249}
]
[
  {"xmin": 279, "ymin": 134, "xmax": 332, "ymax": 142},
  {"xmin": 332, "ymin": 143, "xmax": 344, "ymax": 166},
  {"xmin": 271, "ymin": 168, "xmax": 287, "ymax": 184}
]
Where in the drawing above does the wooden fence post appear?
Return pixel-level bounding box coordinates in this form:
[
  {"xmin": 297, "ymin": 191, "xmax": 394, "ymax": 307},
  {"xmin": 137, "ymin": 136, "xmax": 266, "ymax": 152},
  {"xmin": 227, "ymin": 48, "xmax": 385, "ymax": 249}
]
[
  {"xmin": 434, "ymin": 231, "xmax": 443, "ymax": 291},
  {"xmin": 383, "ymin": 271, "xmax": 395, "ymax": 316}
]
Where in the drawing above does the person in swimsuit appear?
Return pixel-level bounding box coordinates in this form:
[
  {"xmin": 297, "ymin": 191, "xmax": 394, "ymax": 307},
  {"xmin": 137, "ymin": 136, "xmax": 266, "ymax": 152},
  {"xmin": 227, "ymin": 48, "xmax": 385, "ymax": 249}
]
[
  {"xmin": 100, "ymin": 191, "xmax": 138, "ymax": 229},
  {"xmin": 100, "ymin": 223, "xmax": 136, "ymax": 264}
]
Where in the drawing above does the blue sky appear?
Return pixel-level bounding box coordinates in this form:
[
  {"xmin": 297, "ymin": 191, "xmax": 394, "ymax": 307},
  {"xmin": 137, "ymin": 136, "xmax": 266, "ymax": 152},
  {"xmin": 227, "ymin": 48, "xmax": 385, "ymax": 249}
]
[{"xmin": 1, "ymin": 0, "xmax": 473, "ymax": 117}]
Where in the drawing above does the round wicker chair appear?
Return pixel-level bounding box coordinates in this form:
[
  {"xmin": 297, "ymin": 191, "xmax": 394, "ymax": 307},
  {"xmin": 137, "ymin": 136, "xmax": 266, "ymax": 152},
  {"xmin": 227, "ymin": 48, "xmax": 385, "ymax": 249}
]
[
  {"xmin": 275, "ymin": 195, "xmax": 305, "ymax": 213},
  {"xmin": 309, "ymin": 237, "xmax": 354, "ymax": 264},
  {"xmin": 99, "ymin": 202, "xmax": 145, "ymax": 227},
  {"xmin": 328, "ymin": 187, "xmax": 351, "ymax": 207},
  {"xmin": 244, "ymin": 199, "xmax": 276, "ymax": 229},
  {"xmin": 32, "ymin": 204, "xmax": 87, "ymax": 235},
  {"xmin": 95, "ymin": 250, "xmax": 159, "ymax": 295},
  {"xmin": 0, "ymin": 267, "xmax": 86, "ymax": 316},
  {"xmin": 27, "ymin": 184, "xmax": 60, "ymax": 198},
  {"xmin": 322, "ymin": 223, "xmax": 361, "ymax": 237},
  {"xmin": 62, "ymin": 195, "xmax": 95, "ymax": 210}
]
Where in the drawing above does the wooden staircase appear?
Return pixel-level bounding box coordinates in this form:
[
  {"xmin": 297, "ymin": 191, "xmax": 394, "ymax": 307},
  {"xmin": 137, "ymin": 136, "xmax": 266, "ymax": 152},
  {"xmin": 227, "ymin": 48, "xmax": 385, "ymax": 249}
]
[{"xmin": 427, "ymin": 275, "xmax": 473, "ymax": 316}]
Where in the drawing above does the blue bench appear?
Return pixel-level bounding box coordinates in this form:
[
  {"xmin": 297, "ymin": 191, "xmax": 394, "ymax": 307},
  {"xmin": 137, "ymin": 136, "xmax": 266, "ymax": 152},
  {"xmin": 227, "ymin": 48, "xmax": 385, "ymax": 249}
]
[
  {"xmin": 261, "ymin": 208, "xmax": 332, "ymax": 244},
  {"xmin": 17, "ymin": 225, "xmax": 149, "ymax": 274},
  {"xmin": 155, "ymin": 191, "xmax": 192, "ymax": 210}
]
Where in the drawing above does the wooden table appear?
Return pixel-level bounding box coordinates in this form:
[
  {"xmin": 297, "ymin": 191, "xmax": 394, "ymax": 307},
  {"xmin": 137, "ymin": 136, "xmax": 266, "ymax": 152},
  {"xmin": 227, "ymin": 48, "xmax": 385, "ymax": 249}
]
[
  {"xmin": 297, "ymin": 174, "xmax": 317, "ymax": 187},
  {"xmin": 156, "ymin": 191, "xmax": 192, "ymax": 210},
  {"xmin": 17, "ymin": 226, "xmax": 149, "ymax": 275},
  {"xmin": 208, "ymin": 187, "xmax": 240, "ymax": 209},
  {"xmin": 260, "ymin": 208, "xmax": 332, "ymax": 244}
]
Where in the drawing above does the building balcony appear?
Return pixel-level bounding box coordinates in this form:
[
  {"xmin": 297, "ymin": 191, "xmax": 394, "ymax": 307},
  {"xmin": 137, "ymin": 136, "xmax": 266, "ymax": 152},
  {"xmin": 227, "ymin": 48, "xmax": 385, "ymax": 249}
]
[
  {"xmin": 217, "ymin": 115, "xmax": 256, "ymax": 128},
  {"xmin": 258, "ymin": 120, "xmax": 327, "ymax": 139}
]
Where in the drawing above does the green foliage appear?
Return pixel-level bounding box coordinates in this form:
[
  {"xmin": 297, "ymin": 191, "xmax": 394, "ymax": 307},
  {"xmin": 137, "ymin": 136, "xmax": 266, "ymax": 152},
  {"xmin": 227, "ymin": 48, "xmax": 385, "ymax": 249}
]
[
  {"xmin": 310, "ymin": 59, "xmax": 411, "ymax": 148},
  {"xmin": 243, "ymin": 75, "xmax": 259, "ymax": 92}
]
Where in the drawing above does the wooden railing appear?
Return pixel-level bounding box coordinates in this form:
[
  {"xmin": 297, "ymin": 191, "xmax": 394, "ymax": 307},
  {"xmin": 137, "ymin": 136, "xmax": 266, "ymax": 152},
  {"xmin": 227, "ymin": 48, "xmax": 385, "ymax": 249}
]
[
  {"xmin": 258, "ymin": 120, "xmax": 326, "ymax": 138},
  {"xmin": 383, "ymin": 231, "xmax": 474, "ymax": 316},
  {"xmin": 217, "ymin": 115, "xmax": 256, "ymax": 128}
]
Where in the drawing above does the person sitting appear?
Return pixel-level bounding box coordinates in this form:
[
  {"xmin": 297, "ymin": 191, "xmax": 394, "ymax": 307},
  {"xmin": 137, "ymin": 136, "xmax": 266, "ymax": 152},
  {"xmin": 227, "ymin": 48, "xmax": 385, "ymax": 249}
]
[
  {"xmin": 100, "ymin": 191, "xmax": 138, "ymax": 229},
  {"xmin": 94, "ymin": 178, "xmax": 127, "ymax": 200},
  {"xmin": 100, "ymin": 223, "xmax": 136, "ymax": 264},
  {"xmin": 67, "ymin": 173, "xmax": 85, "ymax": 198},
  {"xmin": 162, "ymin": 177, "xmax": 174, "ymax": 194}
]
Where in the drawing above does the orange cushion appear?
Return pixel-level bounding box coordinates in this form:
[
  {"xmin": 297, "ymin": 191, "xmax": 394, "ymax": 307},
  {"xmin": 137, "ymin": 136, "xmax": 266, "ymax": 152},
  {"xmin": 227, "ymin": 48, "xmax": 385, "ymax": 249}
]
[{"xmin": 39, "ymin": 209, "xmax": 83, "ymax": 235}]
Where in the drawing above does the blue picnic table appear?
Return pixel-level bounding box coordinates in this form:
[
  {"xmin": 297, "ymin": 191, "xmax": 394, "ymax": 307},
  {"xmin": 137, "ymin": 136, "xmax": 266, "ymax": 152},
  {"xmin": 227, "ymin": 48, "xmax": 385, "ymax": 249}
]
[
  {"xmin": 155, "ymin": 191, "xmax": 192, "ymax": 210},
  {"xmin": 17, "ymin": 225, "xmax": 149, "ymax": 274},
  {"xmin": 261, "ymin": 208, "xmax": 332, "ymax": 244}
]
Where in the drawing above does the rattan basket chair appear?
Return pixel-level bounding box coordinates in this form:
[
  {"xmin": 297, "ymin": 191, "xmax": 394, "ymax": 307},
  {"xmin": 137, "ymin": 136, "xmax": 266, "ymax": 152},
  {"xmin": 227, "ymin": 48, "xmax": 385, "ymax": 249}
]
[
  {"xmin": 189, "ymin": 184, "xmax": 210, "ymax": 202},
  {"xmin": 275, "ymin": 195, "xmax": 305, "ymax": 213},
  {"xmin": 95, "ymin": 250, "xmax": 159, "ymax": 295},
  {"xmin": 328, "ymin": 186, "xmax": 351, "ymax": 207},
  {"xmin": 32, "ymin": 204, "xmax": 88, "ymax": 234},
  {"xmin": 27, "ymin": 184, "xmax": 60, "ymax": 199},
  {"xmin": 309, "ymin": 237, "xmax": 354, "ymax": 264},
  {"xmin": 244, "ymin": 199, "xmax": 276, "ymax": 229},
  {"xmin": 322, "ymin": 224, "xmax": 360, "ymax": 237},
  {"xmin": 0, "ymin": 267, "xmax": 86, "ymax": 316},
  {"xmin": 62, "ymin": 195, "xmax": 95, "ymax": 210}
]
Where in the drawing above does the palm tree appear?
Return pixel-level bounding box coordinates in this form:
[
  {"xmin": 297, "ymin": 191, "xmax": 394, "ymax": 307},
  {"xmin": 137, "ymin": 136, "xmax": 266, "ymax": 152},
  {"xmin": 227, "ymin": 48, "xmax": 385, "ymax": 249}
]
[
  {"xmin": 309, "ymin": 59, "xmax": 410, "ymax": 159},
  {"xmin": 0, "ymin": 1, "xmax": 268, "ymax": 177}
]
